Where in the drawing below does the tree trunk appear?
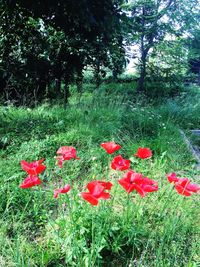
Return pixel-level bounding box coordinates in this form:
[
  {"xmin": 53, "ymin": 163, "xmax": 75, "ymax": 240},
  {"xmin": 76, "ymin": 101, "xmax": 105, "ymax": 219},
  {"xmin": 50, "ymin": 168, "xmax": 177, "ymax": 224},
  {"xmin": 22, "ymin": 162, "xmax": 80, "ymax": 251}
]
[
  {"xmin": 45, "ymin": 77, "xmax": 50, "ymax": 99},
  {"xmin": 137, "ymin": 7, "xmax": 147, "ymax": 93},
  {"xmin": 137, "ymin": 52, "xmax": 147, "ymax": 92},
  {"xmin": 76, "ymin": 71, "xmax": 83, "ymax": 95},
  {"xmin": 55, "ymin": 78, "xmax": 61, "ymax": 95},
  {"xmin": 94, "ymin": 61, "xmax": 101, "ymax": 89},
  {"xmin": 63, "ymin": 82, "xmax": 70, "ymax": 110}
]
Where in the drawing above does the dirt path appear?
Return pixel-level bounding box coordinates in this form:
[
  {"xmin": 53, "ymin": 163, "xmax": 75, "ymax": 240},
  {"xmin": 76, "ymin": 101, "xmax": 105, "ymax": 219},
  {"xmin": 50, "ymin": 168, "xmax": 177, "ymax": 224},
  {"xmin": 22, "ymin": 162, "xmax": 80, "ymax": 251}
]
[{"xmin": 179, "ymin": 129, "xmax": 200, "ymax": 170}]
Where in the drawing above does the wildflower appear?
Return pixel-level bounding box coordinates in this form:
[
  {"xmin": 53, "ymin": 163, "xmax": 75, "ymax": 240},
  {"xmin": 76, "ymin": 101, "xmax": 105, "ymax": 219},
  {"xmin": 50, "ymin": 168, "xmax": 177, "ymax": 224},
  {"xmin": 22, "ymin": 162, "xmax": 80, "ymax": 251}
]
[
  {"xmin": 95, "ymin": 181, "xmax": 113, "ymax": 190},
  {"xmin": 54, "ymin": 184, "xmax": 71, "ymax": 198},
  {"xmin": 141, "ymin": 177, "xmax": 159, "ymax": 194},
  {"xmin": 134, "ymin": 147, "xmax": 152, "ymax": 159},
  {"xmin": 81, "ymin": 181, "xmax": 112, "ymax": 205},
  {"xmin": 166, "ymin": 172, "xmax": 180, "ymax": 183},
  {"xmin": 118, "ymin": 170, "xmax": 143, "ymax": 194},
  {"xmin": 174, "ymin": 179, "xmax": 200, "ymax": 196},
  {"xmin": 111, "ymin": 155, "xmax": 130, "ymax": 171},
  {"xmin": 20, "ymin": 159, "xmax": 46, "ymax": 175},
  {"xmin": 100, "ymin": 141, "xmax": 121, "ymax": 154},
  {"xmin": 167, "ymin": 172, "xmax": 200, "ymax": 196},
  {"xmin": 19, "ymin": 175, "xmax": 42, "ymax": 188},
  {"xmin": 118, "ymin": 170, "xmax": 158, "ymax": 197},
  {"xmin": 56, "ymin": 146, "xmax": 80, "ymax": 167},
  {"xmin": 57, "ymin": 146, "xmax": 80, "ymax": 159}
]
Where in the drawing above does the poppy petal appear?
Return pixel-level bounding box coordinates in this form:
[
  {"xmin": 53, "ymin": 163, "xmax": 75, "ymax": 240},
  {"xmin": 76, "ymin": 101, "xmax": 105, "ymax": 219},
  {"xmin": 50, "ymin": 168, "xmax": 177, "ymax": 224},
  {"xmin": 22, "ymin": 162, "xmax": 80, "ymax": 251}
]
[
  {"xmin": 54, "ymin": 190, "xmax": 59, "ymax": 198},
  {"xmin": 53, "ymin": 184, "xmax": 71, "ymax": 198},
  {"xmin": 20, "ymin": 159, "xmax": 46, "ymax": 175},
  {"xmin": 98, "ymin": 192, "xmax": 110, "ymax": 199},
  {"xmin": 87, "ymin": 182, "xmax": 105, "ymax": 196},
  {"xmin": 134, "ymin": 184, "xmax": 146, "ymax": 197},
  {"xmin": 135, "ymin": 147, "xmax": 152, "ymax": 159},
  {"xmin": 20, "ymin": 175, "xmax": 42, "ymax": 189},
  {"xmin": 174, "ymin": 184, "xmax": 192, "ymax": 196},
  {"xmin": 166, "ymin": 172, "xmax": 179, "ymax": 183},
  {"xmin": 111, "ymin": 155, "xmax": 130, "ymax": 171},
  {"xmin": 118, "ymin": 178, "xmax": 132, "ymax": 192},
  {"xmin": 97, "ymin": 181, "xmax": 113, "ymax": 190},
  {"xmin": 100, "ymin": 142, "xmax": 121, "ymax": 154},
  {"xmin": 81, "ymin": 193, "xmax": 99, "ymax": 205},
  {"xmin": 186, "ymin": 183, "xmax": 200, "ymax": 193}
]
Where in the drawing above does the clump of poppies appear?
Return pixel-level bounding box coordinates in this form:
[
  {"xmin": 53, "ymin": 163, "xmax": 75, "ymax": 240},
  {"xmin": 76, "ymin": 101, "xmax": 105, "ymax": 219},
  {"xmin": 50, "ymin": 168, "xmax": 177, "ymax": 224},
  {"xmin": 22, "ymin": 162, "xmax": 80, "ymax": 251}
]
[
  {"xmin": 118, "ymin": 170, "xmax": 158, "ymax": 197},
  {"xmin": 19, "ymin": 143, "xmax": 200, "ymax": 206},
  {"xmin": 166, "ymin": 172, "xmax": 200, "ymax": 196}
]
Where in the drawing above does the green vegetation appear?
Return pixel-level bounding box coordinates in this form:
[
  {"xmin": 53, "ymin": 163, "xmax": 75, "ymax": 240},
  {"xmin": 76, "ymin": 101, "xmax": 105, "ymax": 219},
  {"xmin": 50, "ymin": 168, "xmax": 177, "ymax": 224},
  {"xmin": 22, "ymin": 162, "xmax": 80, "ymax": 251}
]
[
  {"xmin": 0, "ymin": 85, "xmax": 200, "ymax": 266},
  {"xmin": 1, "ymin": 0, "xmax": 200, "ymax": 105},
  {"xmin": 1, "ymin": 0, "xmax": 200, "ymax": 266}
]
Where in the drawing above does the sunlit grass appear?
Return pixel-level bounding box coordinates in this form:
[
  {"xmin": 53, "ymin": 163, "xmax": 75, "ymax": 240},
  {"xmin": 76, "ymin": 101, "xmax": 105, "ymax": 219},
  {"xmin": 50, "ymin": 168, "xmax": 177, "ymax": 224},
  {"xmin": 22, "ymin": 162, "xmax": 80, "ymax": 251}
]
[{"xmin": 0, "ymin": 85, "xmax": 199, "ymax": 266}]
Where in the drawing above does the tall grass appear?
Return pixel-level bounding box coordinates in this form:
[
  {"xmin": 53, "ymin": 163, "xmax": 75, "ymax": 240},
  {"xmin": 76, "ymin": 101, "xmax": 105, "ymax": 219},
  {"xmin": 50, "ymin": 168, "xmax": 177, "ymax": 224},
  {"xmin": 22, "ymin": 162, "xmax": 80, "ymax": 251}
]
[{"xmin": 0, "ymin": 85, "xmax": 199, "ymax": 266}]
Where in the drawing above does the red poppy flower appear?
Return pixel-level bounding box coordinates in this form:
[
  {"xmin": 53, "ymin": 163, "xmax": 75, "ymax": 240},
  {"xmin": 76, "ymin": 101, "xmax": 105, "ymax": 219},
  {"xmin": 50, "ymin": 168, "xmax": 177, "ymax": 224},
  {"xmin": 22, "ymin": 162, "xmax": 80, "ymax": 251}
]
[
  {"xmin": 81, "ymin": 181, "xmax": 112, "ymax": 205},
  {"xmin": 57, "ymin": 146, "xmax": 80, "ymax": 159},
  {"xmin": 20, "ymin": 159, "xmax": 46, "ymax": 175},
  {"xmin": 56, "ymin": 146, "xmax": 80, "ymax": 167},
  {"xmin": 174, "ymin": 179, "xmax": 200, "ymax": 196},
  {"xmin": 111, "ymin": 155, "xmax": 130, "ymax": 171},
  {"xmin": 166, "ymin": 172, "xmax": 180, "ymax": 183},
  {"xmin": 140, "ymin": 177, "xmax": 158, "ymax": 194},
  {"xmin": 96, "ymin": 181, "xmax": 113, "ymax": 190},
  {"xmin": 100, "ymin": 141, "xmax": 121, "ymax": 154},
  {"xmin": 19, "ymin": 175, "xmax": 42, "ymax": 189},
  {"xmin": 54, "ymin": 184, "xmax": 71, "ymax": 198},
  {"xmin": 134, "ymin": 147, "xmax": 152, "ymax": 159},
  {"xmin": 118, "ymin": 170, "xmax": 158, "ymax": 197},
  {"xmin": 118, "ymin": 170, "xmax": 143, "ymax": 194}
]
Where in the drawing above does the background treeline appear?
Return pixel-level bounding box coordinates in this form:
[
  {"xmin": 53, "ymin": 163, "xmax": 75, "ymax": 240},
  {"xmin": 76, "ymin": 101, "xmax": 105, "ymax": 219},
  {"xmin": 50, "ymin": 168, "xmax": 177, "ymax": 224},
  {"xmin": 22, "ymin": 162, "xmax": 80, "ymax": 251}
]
[{"xmin": 0, "ymin": 0, "xmax": 200, "ymax": 106}]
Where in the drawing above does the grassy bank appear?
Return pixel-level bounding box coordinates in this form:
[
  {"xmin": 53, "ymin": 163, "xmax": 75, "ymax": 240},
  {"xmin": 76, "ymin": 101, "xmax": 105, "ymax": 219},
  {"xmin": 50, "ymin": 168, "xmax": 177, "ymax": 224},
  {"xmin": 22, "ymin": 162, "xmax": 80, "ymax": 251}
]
[{"xmin": 0, "ymin": 85, "xmax": 200, "ymax": 266}]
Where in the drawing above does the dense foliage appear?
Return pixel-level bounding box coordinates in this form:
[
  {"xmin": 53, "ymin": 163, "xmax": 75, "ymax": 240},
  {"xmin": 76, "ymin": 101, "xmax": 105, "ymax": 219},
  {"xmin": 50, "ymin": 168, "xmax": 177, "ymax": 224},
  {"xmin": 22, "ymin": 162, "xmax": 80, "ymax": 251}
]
[
  {"xmin": 0, "ymin": 0, "xmax": 125, "ymax": 105},
  {"xmin": 0, "ymin": 0, "xmax": 200, "ymax": 106},
  {"xmin": 124, "ymin": 0, "xmax": 200, "ymax": 92}
]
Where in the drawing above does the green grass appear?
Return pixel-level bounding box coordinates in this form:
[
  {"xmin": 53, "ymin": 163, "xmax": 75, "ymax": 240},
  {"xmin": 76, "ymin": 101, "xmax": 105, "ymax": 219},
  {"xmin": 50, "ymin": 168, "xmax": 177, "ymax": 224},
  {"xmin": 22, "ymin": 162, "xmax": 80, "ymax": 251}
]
[{"xmin": 0, "ymin": 84, "xmax": 200, "ymax": 266}]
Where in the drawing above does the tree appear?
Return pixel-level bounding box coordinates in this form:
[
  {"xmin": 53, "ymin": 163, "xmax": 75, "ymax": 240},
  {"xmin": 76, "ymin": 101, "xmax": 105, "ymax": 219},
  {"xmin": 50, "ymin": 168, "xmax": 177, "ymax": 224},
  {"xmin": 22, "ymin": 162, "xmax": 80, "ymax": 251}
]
[
  {"xmin": 16, "ymin": 0, "xmax": 126, "ymax": 97},
  {"xmin": 0, "ymin": 0, "xmax": 126, "ymax": 106},
  {"xmin": 124, "ymin": 0, "xmax": 199, "ymax": 93},
  {"xmin": 188, "ymin": 30, "xmax": 200, "ymax": 86},
  {"xmin": 147, "ymin": 38, "xmax": 189, "ymax": 96}
]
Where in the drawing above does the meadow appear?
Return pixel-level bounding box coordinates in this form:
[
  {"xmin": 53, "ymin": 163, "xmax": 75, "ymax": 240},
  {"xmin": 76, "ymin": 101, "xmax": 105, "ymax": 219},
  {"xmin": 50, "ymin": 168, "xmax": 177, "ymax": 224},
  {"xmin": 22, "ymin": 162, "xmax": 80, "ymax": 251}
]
[{"xmin": 0, "ymin": 83, "xmax": 200, "ymax": 267}]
